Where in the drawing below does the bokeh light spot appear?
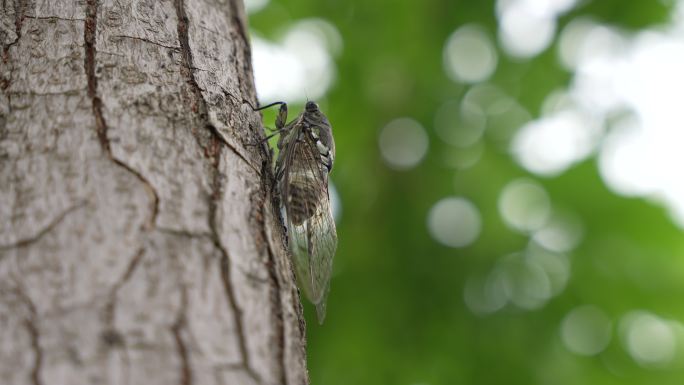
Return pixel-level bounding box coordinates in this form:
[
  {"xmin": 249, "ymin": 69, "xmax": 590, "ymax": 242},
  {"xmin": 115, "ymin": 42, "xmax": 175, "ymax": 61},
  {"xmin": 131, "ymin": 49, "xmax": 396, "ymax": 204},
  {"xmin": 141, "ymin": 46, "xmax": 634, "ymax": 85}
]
[
  {"xmin": 329, "ymin": 180, "xmax": 342, "ymax": 223},
  {"xmin": 245, "ymin": 0, "xmax": 269, "ymax": 14},
  {"xmin": 252, "ymin": 19, "xmax": 339, "ymax": 102},
  {"xmin": 467, "ymin": 244, "xmax": 568, "ymax": 315},
  {"xmin": 434, "ymin": 99, "xmax": 486, "ymax": 147},
  {"xmin": 427, "ymin": 197, "xmax": 482, "ymax": 248},
  {"xmin": 497, "ymin": 2, "xmax": 555, "ymax": 58},
  {"xmin": 621, "ymin": 311, "xmax": 677, "ymax": 367},
  {"xmin": 441, "ymin": 142, "xmax": 484, "ymax": 170},
  {"xmin": 598, "ymin": 116, "xmax": 652, "ymax": 197},
  {"xmin": 379, "ymin": 118, "xmax": 429, "ymax": 170},
  {"xmin": 512, "ymin": 108, "xmax": 601, "ymax": 176},
  {"xmin": 497, "ymin": 253, "xmax": 552, "ymax": 310},
  {"xmin": 533, "ymin": 210, "xmax": 584, "ymax": 253},
  {"xmin": 498, "ymin": 178, "xmax": 551, "ymax": 233},
  {"xmin": 464, "ymin": 272, "xmax": 508, "ymax": 315},
  {"xmin": 496, "ymin": 0, "xmax": 578, "ymax": 58},
  {"xmin": 289, "ymin": 18, "xmax": 344, "ymax": 57},
  {"xmin": 443, "ymin": 24, "xmax": 498, "ymax": 83},
  {"xmin": 498, "ymin": 0, "xmax": 578, "ymax": 18},
  {"xmin": 515, "ymin": 6, "xmax": 684, "ymax": 229},
  {"xmin": 561, "ymin": 305, "xmax": 612, "ymax": 356},
  {"xmin": 461, "ymin": 84, "xmax": 531, "ymax": 145},
  {"xmin": 558, "ymin": 18, "xmax": 625, "ymax": 71},
  {"xmin": 526, "ymin": 244, "xmax": 570, "ymax": 296}
]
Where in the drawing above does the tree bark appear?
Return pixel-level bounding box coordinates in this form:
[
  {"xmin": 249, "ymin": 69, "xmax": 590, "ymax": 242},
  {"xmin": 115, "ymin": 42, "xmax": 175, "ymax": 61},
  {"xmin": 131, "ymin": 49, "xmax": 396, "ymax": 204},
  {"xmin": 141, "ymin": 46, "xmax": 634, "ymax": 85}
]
[{"xmin": 0, "ymin": 1, "xmax": 307, "ymax": 384}]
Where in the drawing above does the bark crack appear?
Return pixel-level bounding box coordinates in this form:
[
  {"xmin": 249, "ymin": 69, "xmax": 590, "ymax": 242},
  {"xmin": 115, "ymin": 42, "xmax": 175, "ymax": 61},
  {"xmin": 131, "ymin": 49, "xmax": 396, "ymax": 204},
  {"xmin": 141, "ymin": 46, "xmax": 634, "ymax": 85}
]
[
  {"xmin": 97, "ymin": 249, "xmax": 143, "ymax": 385},
  {"xmin": 174, "ymin": 2, "xmax": 260, "ymax": 379},
  {"xmin": 221, "ymin": 88, "xmax": 257, "ymax": 111},
  {"xmin": 2, "ymin": 0, "xmax": 24, "ymax": 59},
  {"xmin": 84, "ymin": 0, "xmax": 159, "ymax": 231},
  {"xmin": 227, "ymin": 0, "xmax": 257, "ymax": 104},
  {"xmin": 7, "ymin": 88, "xmax": 87, "ymax": 96},
  {"xmin": 102, "ymin": 247, "xmax": 145, "ymax": 347},
  {"xmin": 25, "ymin": 318, "xmax": 43, "ymax": 385},
  {"xmin": 157, "ymin": 227, "xmax": 213, "ymax": 239},
  {"xmin": 173, "ymin": 0, "xmax": 259, "ymax": 174},
  {"xmin": 208, "ymin": 148, "xmax": 261, "ymax": 384},
  {"xmin": 217, "ymin": 241, "xmax": 260, "ymax": 384},
  {"xmin": 111, "ymin": 35, "xmax": 180, "ymax": 50},
  {"xmin": 16, "ymin": 287, "xmax": 43, "ymax": 385},
  {"xmin": 258, "ymin": 161, "xmax": 288, "ymax": 385},
  {"xmin": 23, "ymin": 15, "xmax": 85, "ymax": 22},
  {"xmin": 172, "ymin": 282, "xmax": 192, "ymax": 385},
  {"xmin": 84, "ymin": 0, "xmax": 107, "ymax": 150},
  {"xmin": 264, "ymin": 232, "xmax": 287, "ymax": 385},
  {"xmin": 207, "ymin": 122, "xmax": 260, "ymax": 174},
  {"xmin": 0, "ymin": 202, "xmax": 86, "ymax": 251},
  {"xmin": 2, "ymin": 0, "xmax": 25, "ymax": 95}
]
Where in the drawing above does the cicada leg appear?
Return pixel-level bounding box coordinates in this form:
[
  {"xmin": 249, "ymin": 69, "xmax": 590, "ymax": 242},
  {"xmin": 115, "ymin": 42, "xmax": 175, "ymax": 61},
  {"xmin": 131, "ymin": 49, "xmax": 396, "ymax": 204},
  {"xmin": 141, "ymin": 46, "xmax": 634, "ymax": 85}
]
[
  {"xmin": 253, "ymin": 102, "xmax": 291, "ymax": 199},
  {"xmin": 251, "ymin": 101, "xmax": 289, "ymax": 144}
]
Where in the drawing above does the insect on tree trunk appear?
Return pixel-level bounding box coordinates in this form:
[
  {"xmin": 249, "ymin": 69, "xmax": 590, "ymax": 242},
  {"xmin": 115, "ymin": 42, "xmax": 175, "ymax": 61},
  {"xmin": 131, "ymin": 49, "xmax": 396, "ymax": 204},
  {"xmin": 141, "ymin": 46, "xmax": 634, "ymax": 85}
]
[{"xmin": 0, "ymin": 1, "xmax": 308, "ymax": 384}]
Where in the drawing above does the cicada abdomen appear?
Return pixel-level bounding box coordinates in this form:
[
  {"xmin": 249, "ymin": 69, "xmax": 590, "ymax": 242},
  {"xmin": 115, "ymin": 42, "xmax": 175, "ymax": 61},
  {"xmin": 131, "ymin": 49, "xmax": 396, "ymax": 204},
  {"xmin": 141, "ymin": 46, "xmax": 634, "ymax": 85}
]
[{"xmin": 258, "ymin": 101, "xmax": 337, "ymax": 324}]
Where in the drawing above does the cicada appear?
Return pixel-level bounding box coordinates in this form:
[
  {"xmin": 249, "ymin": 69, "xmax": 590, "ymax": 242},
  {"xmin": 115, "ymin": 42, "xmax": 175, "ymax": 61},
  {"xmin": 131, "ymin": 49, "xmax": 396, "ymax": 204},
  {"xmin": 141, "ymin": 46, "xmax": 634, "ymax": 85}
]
[{"xmin": 256, "ymin": 101, "xmax": 337, "ymax": 324}]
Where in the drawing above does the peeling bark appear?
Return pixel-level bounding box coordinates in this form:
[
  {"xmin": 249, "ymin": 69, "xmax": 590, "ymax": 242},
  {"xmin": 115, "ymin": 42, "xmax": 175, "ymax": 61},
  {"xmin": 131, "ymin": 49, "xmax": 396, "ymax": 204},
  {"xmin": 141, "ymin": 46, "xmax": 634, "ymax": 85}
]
[{"xmin": 0, "ymin": 1, "xmax": 308, "ymax": 384}]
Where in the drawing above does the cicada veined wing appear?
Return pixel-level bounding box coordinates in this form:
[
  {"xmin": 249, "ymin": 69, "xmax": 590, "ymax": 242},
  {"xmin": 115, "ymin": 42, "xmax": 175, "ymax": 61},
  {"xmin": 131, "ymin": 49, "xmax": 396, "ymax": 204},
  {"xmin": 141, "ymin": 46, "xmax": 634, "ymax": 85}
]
[
  {"xmin": 286, "ymin": 188, "xmax": 337, "ymax": 323},
  {"xmin": 259, "ymin": 101, "xmax": 337, "ymax": 324}
]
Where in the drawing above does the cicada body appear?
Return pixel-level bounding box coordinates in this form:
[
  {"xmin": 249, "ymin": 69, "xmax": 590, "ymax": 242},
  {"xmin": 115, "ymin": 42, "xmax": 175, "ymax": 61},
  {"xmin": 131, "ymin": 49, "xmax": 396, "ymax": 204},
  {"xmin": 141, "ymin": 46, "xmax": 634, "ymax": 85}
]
[{"xmin": 258, "ymin": 101, "xmax": 337, "ymax": 324}]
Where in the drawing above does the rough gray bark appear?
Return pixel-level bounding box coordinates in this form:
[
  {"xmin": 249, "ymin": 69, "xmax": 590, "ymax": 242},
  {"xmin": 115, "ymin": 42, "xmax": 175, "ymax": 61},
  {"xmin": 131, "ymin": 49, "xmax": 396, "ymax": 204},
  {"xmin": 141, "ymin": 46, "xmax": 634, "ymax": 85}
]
[{"xmin": 0, "ymin": 1, "xmax": 308, "ymax": 384}]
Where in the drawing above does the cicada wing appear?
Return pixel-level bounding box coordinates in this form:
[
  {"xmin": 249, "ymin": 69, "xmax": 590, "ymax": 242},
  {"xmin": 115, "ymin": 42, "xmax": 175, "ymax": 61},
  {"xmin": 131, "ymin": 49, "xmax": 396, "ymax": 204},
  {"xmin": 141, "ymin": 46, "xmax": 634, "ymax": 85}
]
[
  {"xmin": 285, "ymin": 188, "xmax": 337, "ymax": 324},
  {"xmin": 278, "ymin": 122, "xmax": 338, "ymax": 323},
  {"xmin": 308, "ymin": 194, "xmax": 337, "ymax": 324}
]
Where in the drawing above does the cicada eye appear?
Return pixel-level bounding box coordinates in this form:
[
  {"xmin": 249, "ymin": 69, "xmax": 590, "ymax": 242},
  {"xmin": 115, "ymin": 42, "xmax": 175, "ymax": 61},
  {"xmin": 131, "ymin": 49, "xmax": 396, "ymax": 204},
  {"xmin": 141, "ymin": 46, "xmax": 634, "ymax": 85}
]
[{"xmin": 305, "ymin": 101, "xmax": 318, "ymax": 112}]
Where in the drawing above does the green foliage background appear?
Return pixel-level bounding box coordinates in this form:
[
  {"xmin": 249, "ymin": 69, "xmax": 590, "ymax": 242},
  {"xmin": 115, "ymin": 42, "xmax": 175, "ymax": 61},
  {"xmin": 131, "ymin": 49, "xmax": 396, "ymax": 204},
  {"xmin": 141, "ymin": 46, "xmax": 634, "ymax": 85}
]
[{"xmin": 249, "ymin": 1, "xmax": 684, "ymax": 384}]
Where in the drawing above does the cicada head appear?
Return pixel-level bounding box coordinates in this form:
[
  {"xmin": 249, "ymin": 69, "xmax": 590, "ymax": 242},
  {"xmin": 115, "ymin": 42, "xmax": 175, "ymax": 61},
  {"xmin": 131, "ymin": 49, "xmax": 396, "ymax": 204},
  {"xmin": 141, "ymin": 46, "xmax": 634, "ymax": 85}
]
[{"xmin": 305, "ymin": 101, "xmax": 319, "ymax": 112}]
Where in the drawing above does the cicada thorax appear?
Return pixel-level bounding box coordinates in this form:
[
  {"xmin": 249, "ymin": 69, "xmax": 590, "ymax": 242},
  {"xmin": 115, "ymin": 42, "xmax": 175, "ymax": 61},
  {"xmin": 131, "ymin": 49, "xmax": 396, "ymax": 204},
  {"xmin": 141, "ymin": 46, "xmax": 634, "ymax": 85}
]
[{"xmin": 304, "ymin": 110, "xmax": 335, "ymax": 170}]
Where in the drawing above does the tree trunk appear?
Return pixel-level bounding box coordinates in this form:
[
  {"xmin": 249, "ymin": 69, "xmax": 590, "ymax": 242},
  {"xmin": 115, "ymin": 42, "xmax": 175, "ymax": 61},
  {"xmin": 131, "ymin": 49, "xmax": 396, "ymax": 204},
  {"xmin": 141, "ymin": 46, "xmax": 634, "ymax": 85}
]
[{"xmin": 0, "ymin": 1, "xmax": 307, "ymax": 384}]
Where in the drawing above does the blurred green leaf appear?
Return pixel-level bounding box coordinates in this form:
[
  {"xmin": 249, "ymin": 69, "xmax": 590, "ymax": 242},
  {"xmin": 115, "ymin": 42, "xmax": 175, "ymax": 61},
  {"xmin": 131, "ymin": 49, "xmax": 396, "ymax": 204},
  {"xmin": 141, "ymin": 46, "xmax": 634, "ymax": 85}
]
[{"xmin": 249, "ymin": 0, "xmax": 684, "ymax": 383}]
